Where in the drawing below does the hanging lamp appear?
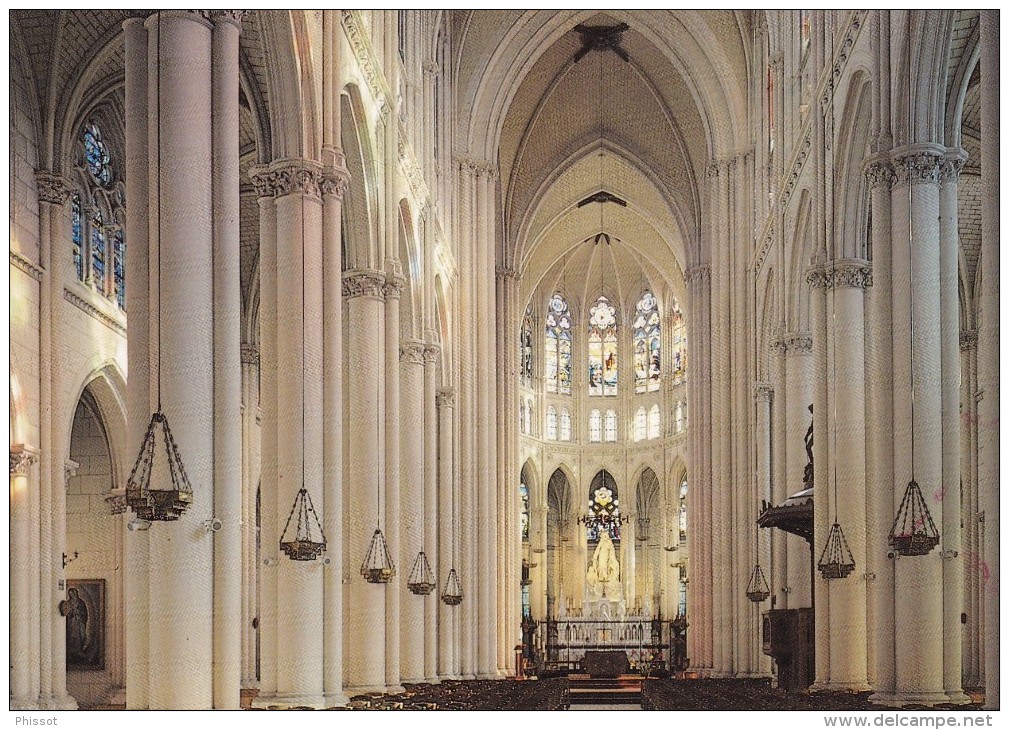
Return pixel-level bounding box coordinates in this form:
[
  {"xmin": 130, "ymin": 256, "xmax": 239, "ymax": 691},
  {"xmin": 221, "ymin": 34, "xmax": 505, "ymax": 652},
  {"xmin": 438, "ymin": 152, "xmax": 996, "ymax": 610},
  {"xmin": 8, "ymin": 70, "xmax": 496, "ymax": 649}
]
[
  {"xmin": 125, "ymin": 11, "xmax": 194, "ymax": 523},
  {"xmin": 746, "ymin": 564, "xmax": 771, "ymax": 603},
  {"xmin": 407, "ymin": 550, "xmax": 436, "ymax": 595},
  {"xmin": 362, "ymin": 357, "xmax": 395, "ymax": 582},
  {"xmin": 441, "ymin": 446, "xmax": 463, "ymax": 605},
  {"xmin": 889, "ymin": 15, "xmax": 939, "ymax": 558},
  {"xmin": 278, "ymin": 155, "xmax": 327, "ymax": 561}
]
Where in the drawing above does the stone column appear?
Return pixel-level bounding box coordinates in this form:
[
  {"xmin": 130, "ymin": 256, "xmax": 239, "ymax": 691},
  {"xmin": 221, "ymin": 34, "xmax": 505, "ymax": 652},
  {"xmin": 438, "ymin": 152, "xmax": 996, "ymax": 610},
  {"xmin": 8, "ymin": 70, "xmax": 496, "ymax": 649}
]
[
  {"xmin": 939, "ymin": 152, "xmax": 969, "ymax": 704},
  {"xmin": 343, "ymin": 270, "xmax": 388, "ymax": 693},
  {"xmin": 384, "ymin": 266, "xmax": 404, "ymax": 691},
  {"xmin": 211, "ymin": 9, "xmax": 243, "ymax": 709},
  {"xmin": 436, "ymin": 388, "xmax": 458, "ymax": 678},
  {"xmin": 399, "ymin": 339, "xmax": 427, "ymax": 683},
  {"xmin": 978, "ymin": 9, "xmax": 999, "ymax": 711},
  {"xmin": 807, "ymin": 266, "xmax": 830, "ymax": 690},
  {"xmin": 826, "ymin": 260, "xmax": 871, "ymax": 691},
  {"xmin": 888, "ymin": 145, "xmax": 946, "ymax": 705},
  {"xmin": 959, "ymin": 330, "xmax": 980, "ymax": 689},
  {"xmin": 240, "ymin": 344, "xmax": 260, "ymax": 689},
  {"xmin": 530, "ymin": 506, "xmax": 548, "ymax": 621},
  {"xmin": 10, "ymin": 446, "xmax": 39, "ymax": 709},
  {"xmin": 623, "ymin": 513, "xmax": 637, "ymax": 612},
  {"xmin": 783, "ymin": 334, "xmax": 813, "ymax": 610},
  {"xmin": 754, "ymin": 383, "xmax": 773, "ymax": 675},
  {"xmin": 321, "ymin": 166, "xmax": 350, "ymax": 706},
  {"xmin": 864, "ymin": 156, "xmax": 896, "ymax": 700},
  {"xmin": 122, "ymin": 15, "xmax": 151, "ymax": 711},
  {"xmin": 145, "ymin": 10, "xmax": 215, "ymax": 709},
  {"xmin": 423, "ymin": 343, "xmax": 440, "ymax": 680}
]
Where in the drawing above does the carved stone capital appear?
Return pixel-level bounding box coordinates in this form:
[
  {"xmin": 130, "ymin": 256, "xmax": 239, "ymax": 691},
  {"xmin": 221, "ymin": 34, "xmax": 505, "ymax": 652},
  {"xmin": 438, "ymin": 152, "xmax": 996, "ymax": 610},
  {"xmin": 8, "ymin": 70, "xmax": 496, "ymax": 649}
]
[
  {"xmin": 940, "ymin": 149, "xmax": 968, "ymax": 186},
  {"xmin": 782, "ymin": 331, "xmax": 812, "ymax": 355},
  {"xmin": 496, "ymin": 266, "xmax": 519, "ymax": 282},
  {"xmin": 210, "ymin": 10, "xmax": 249, "ymax": 28},
  {"xmin": 771, "ymin": 337, "xmax": 788, "ymax": 357},
  {"xmin": 241, "ymin": 343, "xmax": 260, "ymax": 365},
  {"xmin": 423, "ymin": 343, "xmax": 441, "ymax": 364},
  {"xmin": 383, "ymin": 268, "xmax": 406, "ymax": 299},
  {"xmin": 863, "ymin": 158, "xmax": 896, "ymax": 189},
  {"xmin": 65, "ymin": 459, "xmax": 80, "ymax": 480},
  {"xmin": 423, "ymin": 60, "xmax": 440, "ymax": 76},
  {"xmin": 830, "ymin": 259, "xmax": 873, "ymax": 289},
  {"xmin": 456, "ymin": 155, "xmax": 497, "ymax": 179},
  {"xmin": 342, "ymin": 269, "xmax": 386, "ymax": 300},
  {"xmin": 249, "ymin": 159, "xmax": 324, "ymax": 199},
  {"xmin": 960, "ymin": 329, "xmax": 979, "ymax": 352},
  {"xmin": 754, "ymin": 383, "xmax": 773, "ymax": 402},
  {"xmin": 806, "ymin": 266, "xmax": 832, "ymax": 289},
  {"xmin": 684, "ymin": 264, "xmax": 711, "ymax": 284},
  {"xmin": 436, "ymin": 388, "xmax": 456, "ymax": 409},
  {"xmin": 321, "ymin": 166, "xmax": 351, "ymax": 199},
  {"xmin": 35, "ymin": 173, "xmax": 72, "ymax": 205},
  {"xmin": 892, "ymin": 145, "xmax": 946, "ymax": 187},
  {"xmin": 10, "ymin": 445, "xmax": 39, "ymax": 477},
  {"xmin": 400, "ymin": 340, "xmax": 427, "ymax": 365}
]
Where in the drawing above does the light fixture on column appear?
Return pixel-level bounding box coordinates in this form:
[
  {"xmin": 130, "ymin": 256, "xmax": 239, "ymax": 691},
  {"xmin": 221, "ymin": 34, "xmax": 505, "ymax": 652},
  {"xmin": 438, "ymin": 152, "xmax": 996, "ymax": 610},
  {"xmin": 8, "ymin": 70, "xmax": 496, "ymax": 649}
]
[
  {"xmin": 280, "ymin": 165, "xmax": 327, "ymax": 562},
  {"xmin": 125, "ymin": 11, "xmax": 194, "ymax": 522},
  {"xmin": 889, "ymin": 17, "xmax": 939, "ymax": 558},
  {"xmin": 362, "ymin": 355, "xmax": 395, "ymax": 582},
  {"xmin": 441, "ymin": 446, "xmax": 463, "ymax": 605},
  {"xmin": 746, "ymin": 564, "xmax": 770, "ymax": 603},
  {"xmin": 407, "ymin": 550, "xmax": 436, "ymax": 595}
]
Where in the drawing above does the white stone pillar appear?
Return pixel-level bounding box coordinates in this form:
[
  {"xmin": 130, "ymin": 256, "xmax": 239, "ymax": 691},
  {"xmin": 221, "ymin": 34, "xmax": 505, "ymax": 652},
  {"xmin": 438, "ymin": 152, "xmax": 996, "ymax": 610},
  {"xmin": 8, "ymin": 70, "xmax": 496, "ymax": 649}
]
[
  {"xmin": 826, "ymin": 260, "xmax": 871, "ymax": 691},
  {"xmin": 343, "ymin": 270, "xmax": 388, "ymax": 693},
  {"xmin": 978, "ymin": 9, "xmax": 999, "ymax": 710},
  {"xmin": 10, "ymin": 446, "xmax": 39, "ymax": 709},
  {"xmin": 864, "ymin": 156, "xmax": 896, "ymax": 700},
  {"xmin": 939, "ymin": 152, "xmax": 969, "ymax": 704},
  {"xmin": 273, "ymin": 161, "xmax": 325, "ymax": 706},
  {"xmin": 123, "ymin": 15, "xmax": 151, "ymax": 711},
  {"xmin": 770, "ymin": 339, "xmax": 788, "ymax": 608},
  {"xmin": 422, "ymin": 342, "xmax": 440, "ymax": 681},
  {"xmin": 754, "ymin": 383, "xmax": 774, "ymax": 675},
  {"xmin": 145, "ymin": 10, "xmax": 215, "ymax": 709},
  {"xmin": 211, "ymin": 10, "xmax": 243, "ymax": 709},
  {"xmin": 240, "ymin": 344, "xmax": 260, "ymax": 689},
  {"xmin": 889, "ymin": 145, "xmax": 946, "ymax": 705},
  {"xmin": 399, "ymin": 339, "xmax": 426, "ymax": 683},
  {"xmin": 321, "ymin": 166, "xmax": 349, "ymax": 706},
  {"xmin": 781, "ymin": 335, "xmax": 813, "ymax": 610},
  {"xmin": 959, "ymin": 331, "xmax": 981, "ymax": 690},
  {"xmin": 384, "ymin": 266, "xmax": 404, "ymax": 691},
  {"xmin": 436, "ymin": 388, "xmax": 458, "ymax": 679}
]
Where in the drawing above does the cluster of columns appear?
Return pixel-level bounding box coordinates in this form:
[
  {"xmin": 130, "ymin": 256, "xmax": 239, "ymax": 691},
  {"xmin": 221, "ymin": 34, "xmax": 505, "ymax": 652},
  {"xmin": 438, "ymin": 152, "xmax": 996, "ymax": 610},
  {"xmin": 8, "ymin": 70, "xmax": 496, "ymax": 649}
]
[{"xmin": 122, "ymin": 10, "xmax": 244, "ymax": 709}]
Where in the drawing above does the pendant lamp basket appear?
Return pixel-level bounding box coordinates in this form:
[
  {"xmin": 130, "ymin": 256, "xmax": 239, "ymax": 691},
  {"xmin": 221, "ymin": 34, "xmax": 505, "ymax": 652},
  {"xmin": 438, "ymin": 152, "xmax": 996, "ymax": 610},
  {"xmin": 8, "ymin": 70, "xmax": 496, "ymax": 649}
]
[
  {"xmin": 125, "ymin": 412, "xmax": 193, "ymax": 521},
  {"xmin": 362, "ymin": 528, "xmax": 396, "ymax": 583},
  {"xmin": 280, "ymin": 487, "xmax": 327, "ymax": 561},
  {"xmin": 746, "ymin": 564, "xmax": 770, "ymax": 603},
  {"xmin": 889, "ymin": 479, "xmax": 940, "ymax": 556},
  {"xmin": 441, "ymin": 567, "xmax": 463, "ymax": 606},
  {"xmin": 818, "ymin": 522, "xmax": 856, "ymax": 580},
  {"xmin": 407, "ymin": 550, "xmax": 437, "ymax": 595}
]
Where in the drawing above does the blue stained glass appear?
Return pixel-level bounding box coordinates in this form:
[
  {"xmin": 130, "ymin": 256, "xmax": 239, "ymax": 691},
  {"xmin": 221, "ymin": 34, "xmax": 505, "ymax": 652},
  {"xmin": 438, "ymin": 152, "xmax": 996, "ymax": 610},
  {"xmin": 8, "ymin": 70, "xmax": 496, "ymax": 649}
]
[
  {"xmin": 71, "ymin": 193, "xmax": 84, "ymax": 281},
  {"xmin": 113, "ymin": 229, "xmax": 126, "ymax": 309},
  {"xmin": 84, "ymin": 124, "xmax": 112, "ymax": 186},
  {"xmin": 91, "ymin": 210, "xmax": 105, "ymax": 289},
  {"xmin": 520, "ymin": 483, "xmax": 530, "ymax": 541}
]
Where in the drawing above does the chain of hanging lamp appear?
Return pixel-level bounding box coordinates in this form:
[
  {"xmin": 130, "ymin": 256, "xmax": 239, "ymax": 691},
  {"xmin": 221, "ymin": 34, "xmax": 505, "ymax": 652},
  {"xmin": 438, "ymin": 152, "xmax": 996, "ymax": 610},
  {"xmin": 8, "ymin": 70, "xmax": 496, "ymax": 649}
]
[{"xmin": 125, "ymin": 11, "xmax": 194, "ymax": 522}]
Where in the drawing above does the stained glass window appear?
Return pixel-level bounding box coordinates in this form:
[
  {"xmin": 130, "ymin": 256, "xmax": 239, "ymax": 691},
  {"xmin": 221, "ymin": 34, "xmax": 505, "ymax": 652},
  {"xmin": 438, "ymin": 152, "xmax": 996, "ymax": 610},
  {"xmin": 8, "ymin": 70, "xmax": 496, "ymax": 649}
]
[
  {"xmin": 91, "ymin": 207, "xmax": 105, "ymax": 291},
  {"xmin": 604, "ymin": 409, "xmax": 617, "ymax": 443},
  {"xmin": 546, "ymin": 405, "xmax": 557, "ymax": 441},
  {"xmin": 83, "ymin": 124, "xmax": 112, "ymax": 186},
  {"xmin": 634, "ymin": 291, "xmax": 661, "ymax": 393},
  {"xmin": 587, "ymin": 470, "xmax": 620, "ymax": 542},
  {"xmin": 71, "ymin": 192, "xmax": 84, "ymax": 281},
  {"xmin": 559, "ymin": 408, "xmax": 571, "ymax": 442},
  {"xmin": 679, "ymin": 479, "xmax": 688, "ymax": 542},
  {"xmin": 648, "ymin": 404, "xmax": 661, "ymax": 439},
  {"xmin": 634, "ymin": 407, "xmax": 647, "ymax": 442},
  {"xmin": 671, "ymin": 298, "xmax": 687, "ymax": 383},
  {"xmin": 675, "ymin": 401, "xmax": 684, "ymax": 433},
  {"xmin": 521, "ymin": 306, "xmax": 533, "ymax": 386},
  {"xmin": 589, "ymin": 409, "xmax": 602, "ymax": 443},
  {"xmin": 545, "ymin": 293, "xmax": 572, "ymax": 395},
  {"xmin": 525, "ymin": 400, "xmax": 533, "ymax": 436},
  {"xmin": 588, "ymin": 295, "xmax": 617, "ymax": 396},
  {"xmin": 113, "ymin": 229, "xmax": 126, "ymax": 309},
  {"xmin": 520, "ymin": 482, "xmax": 530, "ymax": 542}
]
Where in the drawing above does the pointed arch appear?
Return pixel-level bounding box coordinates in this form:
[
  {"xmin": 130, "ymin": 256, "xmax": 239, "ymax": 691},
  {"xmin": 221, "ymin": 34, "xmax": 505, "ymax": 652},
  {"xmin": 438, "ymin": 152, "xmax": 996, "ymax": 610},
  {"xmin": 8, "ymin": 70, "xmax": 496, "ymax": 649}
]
[{"xmin": 340, "ymin": 84, "xmax": 380, "ymax": 270}]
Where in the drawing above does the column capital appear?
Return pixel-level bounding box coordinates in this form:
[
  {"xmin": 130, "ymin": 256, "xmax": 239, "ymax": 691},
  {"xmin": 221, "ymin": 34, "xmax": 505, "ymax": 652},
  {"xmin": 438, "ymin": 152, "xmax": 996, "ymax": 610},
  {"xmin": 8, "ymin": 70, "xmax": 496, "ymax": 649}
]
[
  {"xmin": 940, "ymin": 148, "xmax": 968, "ymax": 186},
  {"xmin": 959, "ymin": 329, "xmax": 979, "ymax": 352},
  {"xmin": 862, "ymin": 156, "xmax": 896, "ymax": 189},
  {"xmin": 400, "ymin": 339, "xmax": 427, "ymax": 365},
  {"xmin": 754, "ymin": 383, "xmax": 773, "ymax": 402},
  {"xmin": 781, "ymin": 331, "xmax": 813, "ymax": 355},
  {"xmin": 383, "ymin": 270, "xmax": 406, "ymax": 299},
  {"xmin": 10, "ymin": 444, "xmax": 39, "ymax": 477},
  {"xmin": 422, "ymin": 60, "xmax": 440, "ymax": 77},
  {"xmin": 210, "ymin": 10, "xmax": 249, "ymax": 28},
  {"xmin": 456, "ymin": 155, "xmax": 498, "ymax": 179},
  {"xmin": 495, "ymin": 266, "xmax": 519, "ymax": 282},
  {"xmin": 829, "ymin": 259, "xmax": 873, "ymax": 289},
  {"xmin": 342, "ymin": 269, "xmax": 386, "ymax": 300},
  {"xmin": 65, "ymin": 459, "xmax": 80, "ymax": 480},
  {"xmin": 241, "ymin": 343, "xmax": 260, "ymax": 365},
  {"xmin": 321, "ymin": 165, "xmax": 351, "ymax": 199},
  {"xmin": 436, "ymin": 388, "xmax": 456, "ymax": 409},
  {"xmin": 685, "ymin": 263, "xmax": 711, "ymax": 283},
  {"xmin": 423, "ymin": 343, "xmax": 441, "ymax": 364},
  {"xmin": 35, "ymin": 172, "xmax": 72, "ymax": 205},
  {"xmin": 806, "ymin": 265, "xmax": 832, "ymax": 289},
  {"xmin": 891, "ymin": 144, "xmax": 947, "ymax": 187},
  {"xmin": 248, "ymin": 159, "xmax": 325, "ymax": 199}
]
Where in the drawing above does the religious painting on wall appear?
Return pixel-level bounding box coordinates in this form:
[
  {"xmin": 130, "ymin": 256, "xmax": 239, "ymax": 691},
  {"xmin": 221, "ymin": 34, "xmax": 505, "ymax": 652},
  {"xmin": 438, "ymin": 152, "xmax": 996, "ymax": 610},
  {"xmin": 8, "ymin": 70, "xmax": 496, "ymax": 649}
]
[{"xmin": 65, "ymin": 578, "xmax": 105, "ymax": 671}]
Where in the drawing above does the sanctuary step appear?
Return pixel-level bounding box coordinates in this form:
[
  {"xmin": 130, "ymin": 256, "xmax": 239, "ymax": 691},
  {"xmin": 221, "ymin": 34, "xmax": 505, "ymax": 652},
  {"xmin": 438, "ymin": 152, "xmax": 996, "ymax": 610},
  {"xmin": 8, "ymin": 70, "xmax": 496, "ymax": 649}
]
[{"xmin": 569, "ymin": 674, "xmax": 643, "ymax": 705}]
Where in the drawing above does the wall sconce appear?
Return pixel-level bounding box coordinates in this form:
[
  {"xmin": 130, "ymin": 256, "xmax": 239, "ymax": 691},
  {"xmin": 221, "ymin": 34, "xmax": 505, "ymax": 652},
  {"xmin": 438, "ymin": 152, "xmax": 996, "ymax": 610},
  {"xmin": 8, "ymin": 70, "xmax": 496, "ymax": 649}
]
[{"xmin": 62, "ymin": 551, "xmax": 79, "ymax": 569}]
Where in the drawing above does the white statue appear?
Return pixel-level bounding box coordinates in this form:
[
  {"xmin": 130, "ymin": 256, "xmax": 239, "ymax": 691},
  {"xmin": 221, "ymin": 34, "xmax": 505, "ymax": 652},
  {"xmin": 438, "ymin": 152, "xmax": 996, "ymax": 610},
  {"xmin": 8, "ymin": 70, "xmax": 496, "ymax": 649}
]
[{"xmin": 586, "ymin": 531, "xmax": 622, "ymax": 601}]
